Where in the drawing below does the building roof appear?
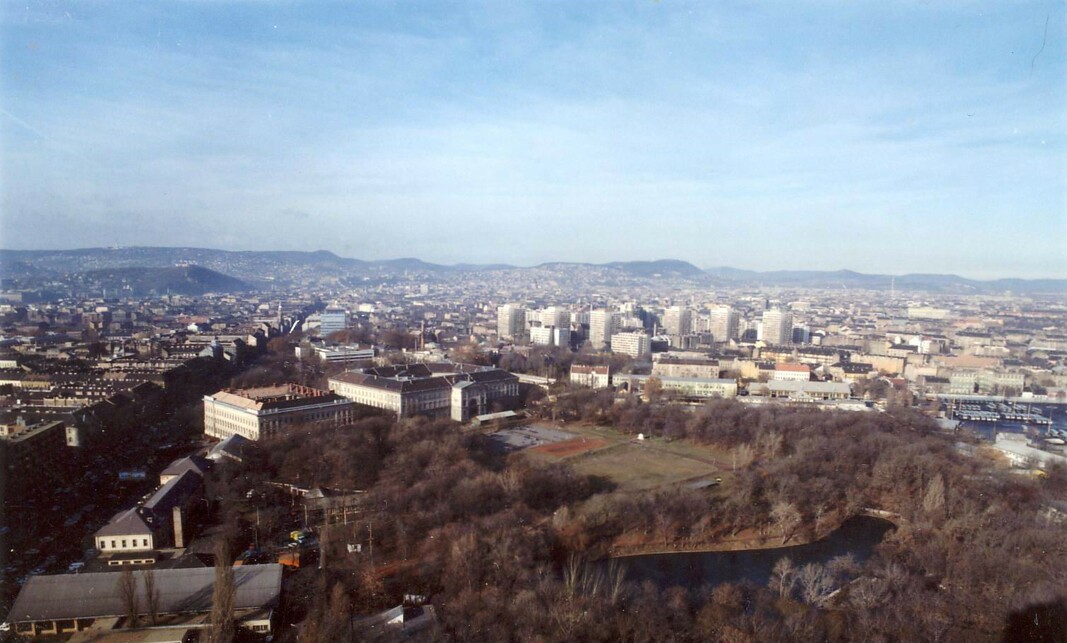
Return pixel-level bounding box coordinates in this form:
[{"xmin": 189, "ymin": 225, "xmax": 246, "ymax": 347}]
[
  {"xmin": 160, "ymin": 455, "xmax": 212, "ymax": 480},
  {"xmin": 207, "ymin": 384, "xmax": 347, "ymax": 412},
  {"xmin": 207, "ymin": 433, "xmax": 257, "ymax": 462},
  {"xmin": 331, "ymin": 366, "xmax": 515, "ymax": 394},
  {"xmin": 623, "ymin": 374, "xmax": 737, "ymax": 385},
  {"xmin": 355, "ymin": 604, "xmax": 438, "ymax": 640},
  {"xmin": 571, "ymin": 365, "xmax": 609, "ymax": 375},
  {"xmin": 143, "ymin": 469, "xmax": 202, "ymax": 513},
  {"xmin": 775, "ymin": 363, "xmax": 811, "ymax": 372},
  {"xmin": 95, "ymin": 507, "xmax": 155, "ymax": 538},
  {"xmin": 8, "ymin": 564, "xmax": 283, "ymax": 623}
]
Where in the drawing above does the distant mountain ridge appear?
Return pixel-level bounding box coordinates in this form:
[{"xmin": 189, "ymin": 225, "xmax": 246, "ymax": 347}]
[
  {"xmin": 703, "ymin": 267, "xmax": 1067, "ymax": 293},
  {"xmin": 0, "ymin": 247, "xmax": 1064, "ymax": 293},
  {"xmin": 75, "ymin": 265, "xmax": 252, "ymax": 296}
]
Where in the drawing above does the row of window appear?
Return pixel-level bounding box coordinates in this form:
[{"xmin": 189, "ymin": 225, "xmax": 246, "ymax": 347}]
[{"xmin": 99, "ymin": 537, "xmax": 150, "ymax": 549}]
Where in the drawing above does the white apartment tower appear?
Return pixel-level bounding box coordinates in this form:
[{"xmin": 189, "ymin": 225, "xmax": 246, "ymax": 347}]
[
  {"xmin": 611, "ymin": 331, "xmax": 652, "ymax": 358},
  {"xmin": 663, "ymin": 306, "xmax": 693, "ymax": 338},
  {"xmin": 539, "ymin": 306, "xmax": 571, "ymax": 329},
  {"xmin": 588, "ymin": 310, "xmax": 619, "ymax": 350},
  {"xmin": 709, "ymin": 305, "xmax": 739, "ymax": 343},
  {"xmin": 760, "ymin": 308, "xmax": 793, "ymax": 345},
  {"xmin": 497, "ymin": 304, "xmax": 526, "ymax": 341},
  {"xmin": 319, "ymin": 307, "xmax": 348, "ymax": 336},
  {"xmin": 530, "ymin": 325, "xmax": 571, "ymax": 348}
]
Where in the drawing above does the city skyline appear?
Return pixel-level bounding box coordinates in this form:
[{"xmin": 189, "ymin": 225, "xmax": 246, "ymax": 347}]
[{"xmin": 2, "ymin": 2, "xmax": 1065, "ymax": 278}]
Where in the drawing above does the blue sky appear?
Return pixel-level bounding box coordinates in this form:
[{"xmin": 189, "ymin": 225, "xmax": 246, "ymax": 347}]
[{"xmin": 1, "ymin": 1, "xmax": 1064, "ymax": 278}]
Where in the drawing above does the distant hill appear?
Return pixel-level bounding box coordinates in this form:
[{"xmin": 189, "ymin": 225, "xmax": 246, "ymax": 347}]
[
  {"xmin": 703, "ymin": 267, "xmax": 1067, "ymax": 293},
  {"xmin": 603, "ymin": 259, "xmax": 706, "ymax": 278},
  {"xmin": 75, "ymin": 265, "xmax": 253, "ymax": 296},
  {"xmin": 0, "ymin": 247, "xmax": 1062, "ymax": 294},
  {"xmin": 533, "ymin": 259, "xmax": 706, "ymax": 278}
]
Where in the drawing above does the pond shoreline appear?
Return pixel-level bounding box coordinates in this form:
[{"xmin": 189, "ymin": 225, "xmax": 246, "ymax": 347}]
[
  {"xmin": 598, "ymin": 509, "xmax": 902, "ymax": 560},
  {"xmin": 593, "ymin": 516, "xmax": 896, "ymax": 590}
]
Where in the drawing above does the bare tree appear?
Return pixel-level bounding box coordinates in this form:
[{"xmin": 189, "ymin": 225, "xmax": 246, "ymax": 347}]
[
  {"xmin": 759, "ymin": 430, "xmax": 784, "ymax": 459},
  {"xmin": 118, "ymin": 567, "xmax": 139, "ymax": 628},
  {"xmin": 644, "ymin": 376, "xmax": 664, "ymax": 404},
  {"xmin": 143, "ymin": 569, "xmax": 160, "ymax": 626},
  {"xmin": 770, "ymin": 501, "xmax": 801, "ymax": 544},
  {"xmin": 798, "ymin": 562, "xmax": 836, "ymax": 607},
  {"xmin": 732, "ymin": 443, "xmax": 755, "ymax": 472},
  {"xmin": 318, "ymin": 523, "xmax": 330, "ymax": 571},
  {"xmin": 208, "ymin": 540, "xmax": 236, "ymax": 643},
  {"xmin": 605, "ymin": 559, "xmax": 627, "ymax": 606},
  {"xmin": 923, "ymin": 472, "xmax": 946, "ymax": 516},
  {"xmin": 769, "ymin": 556, "xmax": 797, "ymax": 598},
  {"xmin": 322, "ymin": 582, "xmax": 353, "ymax": 642}
]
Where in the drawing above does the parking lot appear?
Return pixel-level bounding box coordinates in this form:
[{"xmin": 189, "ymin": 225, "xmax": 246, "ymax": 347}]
[{"xmin": 487, "ymin": 424, "xmax": 576, "ymax": 453}]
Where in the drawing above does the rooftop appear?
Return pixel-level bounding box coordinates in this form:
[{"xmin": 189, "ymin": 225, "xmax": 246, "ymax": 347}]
[
  {"xmin": 207, "ymin": 384, "xmax": 348, "ymax": 412},
  {"xmin": 8, "ymin": 564, "xmax": 283, "ymax": 623}
]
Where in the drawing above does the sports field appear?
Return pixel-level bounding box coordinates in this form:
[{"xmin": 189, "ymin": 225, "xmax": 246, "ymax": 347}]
[
  {"xmin": 520, "ymin": 423, "xmax": 728, "ymax": 492},
  {"xmin": 565, "ymin": 442, "xmax": 718, "ymax": 491},
  {"xmin": 528, "ymin": 437, "xmax": 609, "ymax": 457}
]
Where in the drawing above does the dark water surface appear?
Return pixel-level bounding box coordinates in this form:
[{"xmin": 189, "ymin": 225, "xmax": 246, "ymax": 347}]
[{"xmin": 608, "ymin": 516, "xmax": 895, "ymax": 590}]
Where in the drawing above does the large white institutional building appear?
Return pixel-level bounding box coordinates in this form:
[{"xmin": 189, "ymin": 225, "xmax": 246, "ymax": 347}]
[
  {"xmin": 329, "ymin": 362, "xmax": 519, "ymax": 422},
  {"xmin": 203, "ymin": 384, "xmax": 356, "ymax": 441}
]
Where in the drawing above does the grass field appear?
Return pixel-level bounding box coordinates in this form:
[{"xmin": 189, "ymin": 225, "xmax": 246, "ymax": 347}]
[
  {"xmin": 528, "ymin": 437, "xmax": 609, "ymax": 457},
  {"xmin": 567, "ymin": 442, "xmax": 718, "ymax": 491},
  {"xmin": 522, "ymin": 422, "xmax": 728, "ymax": 492}
]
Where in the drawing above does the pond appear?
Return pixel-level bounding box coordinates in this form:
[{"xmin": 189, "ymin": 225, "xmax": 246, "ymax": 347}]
[{"xmin": 606, "ymin": 515, "xmax": 895, "ymax": 590}]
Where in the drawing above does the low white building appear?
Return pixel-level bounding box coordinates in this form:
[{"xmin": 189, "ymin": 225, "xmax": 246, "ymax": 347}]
[
  {"xmin": 758, "ymin": 380, "xmax": 852, "ymax": 400},
  {"xmin": 993, "ymin": 433, "xmax": 1067, "ymax": 469},
  {"xmin": 570, "ymin": 365, "xmax": 611, "ymax": 389},
  {"xmin": 296, "ymin": 343, "xmax": 375, "ymax": 364},
  {"xmin": 618, "ymin": 374, "xmax": 738, "ymax": 400},
  {"xmin": 772, "ymin": 363, "xmax": 812, "ymax": 382},
  {"xmin": 652, "ymin": 354, "xmax": 720, "ymax": 379}
]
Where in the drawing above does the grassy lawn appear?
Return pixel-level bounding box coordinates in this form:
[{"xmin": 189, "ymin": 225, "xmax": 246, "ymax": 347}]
[
  {"xmin": 523, "ymin": 422, "xmax": 730, "ymax": 492},
  {"xmin": 566, "ymin": 442, "xmax": 718, "ymax": 491}
]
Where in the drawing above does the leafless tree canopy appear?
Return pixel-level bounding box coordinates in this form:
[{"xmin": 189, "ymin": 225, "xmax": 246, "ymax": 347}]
[
  {"xmin": 208, "ymin": 540, "xmax": 236, "ymax": 643},
  {"xmin": 117, "ymin": 568, "xmax": 139, "ymax": 628},
  {"xmin": 143, "ymin": 569, "xmax": 160, "ymax": 626}
]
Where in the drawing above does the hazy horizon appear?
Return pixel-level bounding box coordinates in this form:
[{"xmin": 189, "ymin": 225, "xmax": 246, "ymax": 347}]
[
  {"xmin": 4, "ymin": 243, "xmax": 1066, "ymax": 282},
  {"xmin": 2, "ymin": 2, "xmax": 1065, "ymax": 279}
]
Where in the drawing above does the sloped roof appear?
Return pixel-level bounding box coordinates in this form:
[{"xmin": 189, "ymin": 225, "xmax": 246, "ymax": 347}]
[
  {"xmin": 571, "ymin": 365, "xmax": 609, "ymax": 375},
  {"xmin": 143, "ymin": 469, "xmax": 202, "ymax": 513},
  {"xmin": 95, "ymin": 507, "xmax": 154, "ymax": 538},
  {"xmin": 207, "ymin": 433, "xmax": 257, "ymax": 462},
  {"xmin": 160, "ymin": 455, "xmax": 212, "ymax": 480},
  {"xmin": 8, "ymin": 564, "xmax": 283, "ymax": 623}
]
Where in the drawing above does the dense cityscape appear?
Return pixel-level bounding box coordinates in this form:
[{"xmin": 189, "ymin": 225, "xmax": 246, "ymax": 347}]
[
  {"xmin": 0, "ymin": 249, "xmax": 1065, "ymax": 641},
  {"xmin": 3, "ymin": 1, "xmax": 1065, "ymax": 641}
]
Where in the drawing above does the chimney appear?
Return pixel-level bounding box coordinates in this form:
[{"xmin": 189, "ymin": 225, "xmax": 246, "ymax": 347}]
[{"xmin": 172, "ymin": 506, "xmax": 184, "ymax": 549}]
